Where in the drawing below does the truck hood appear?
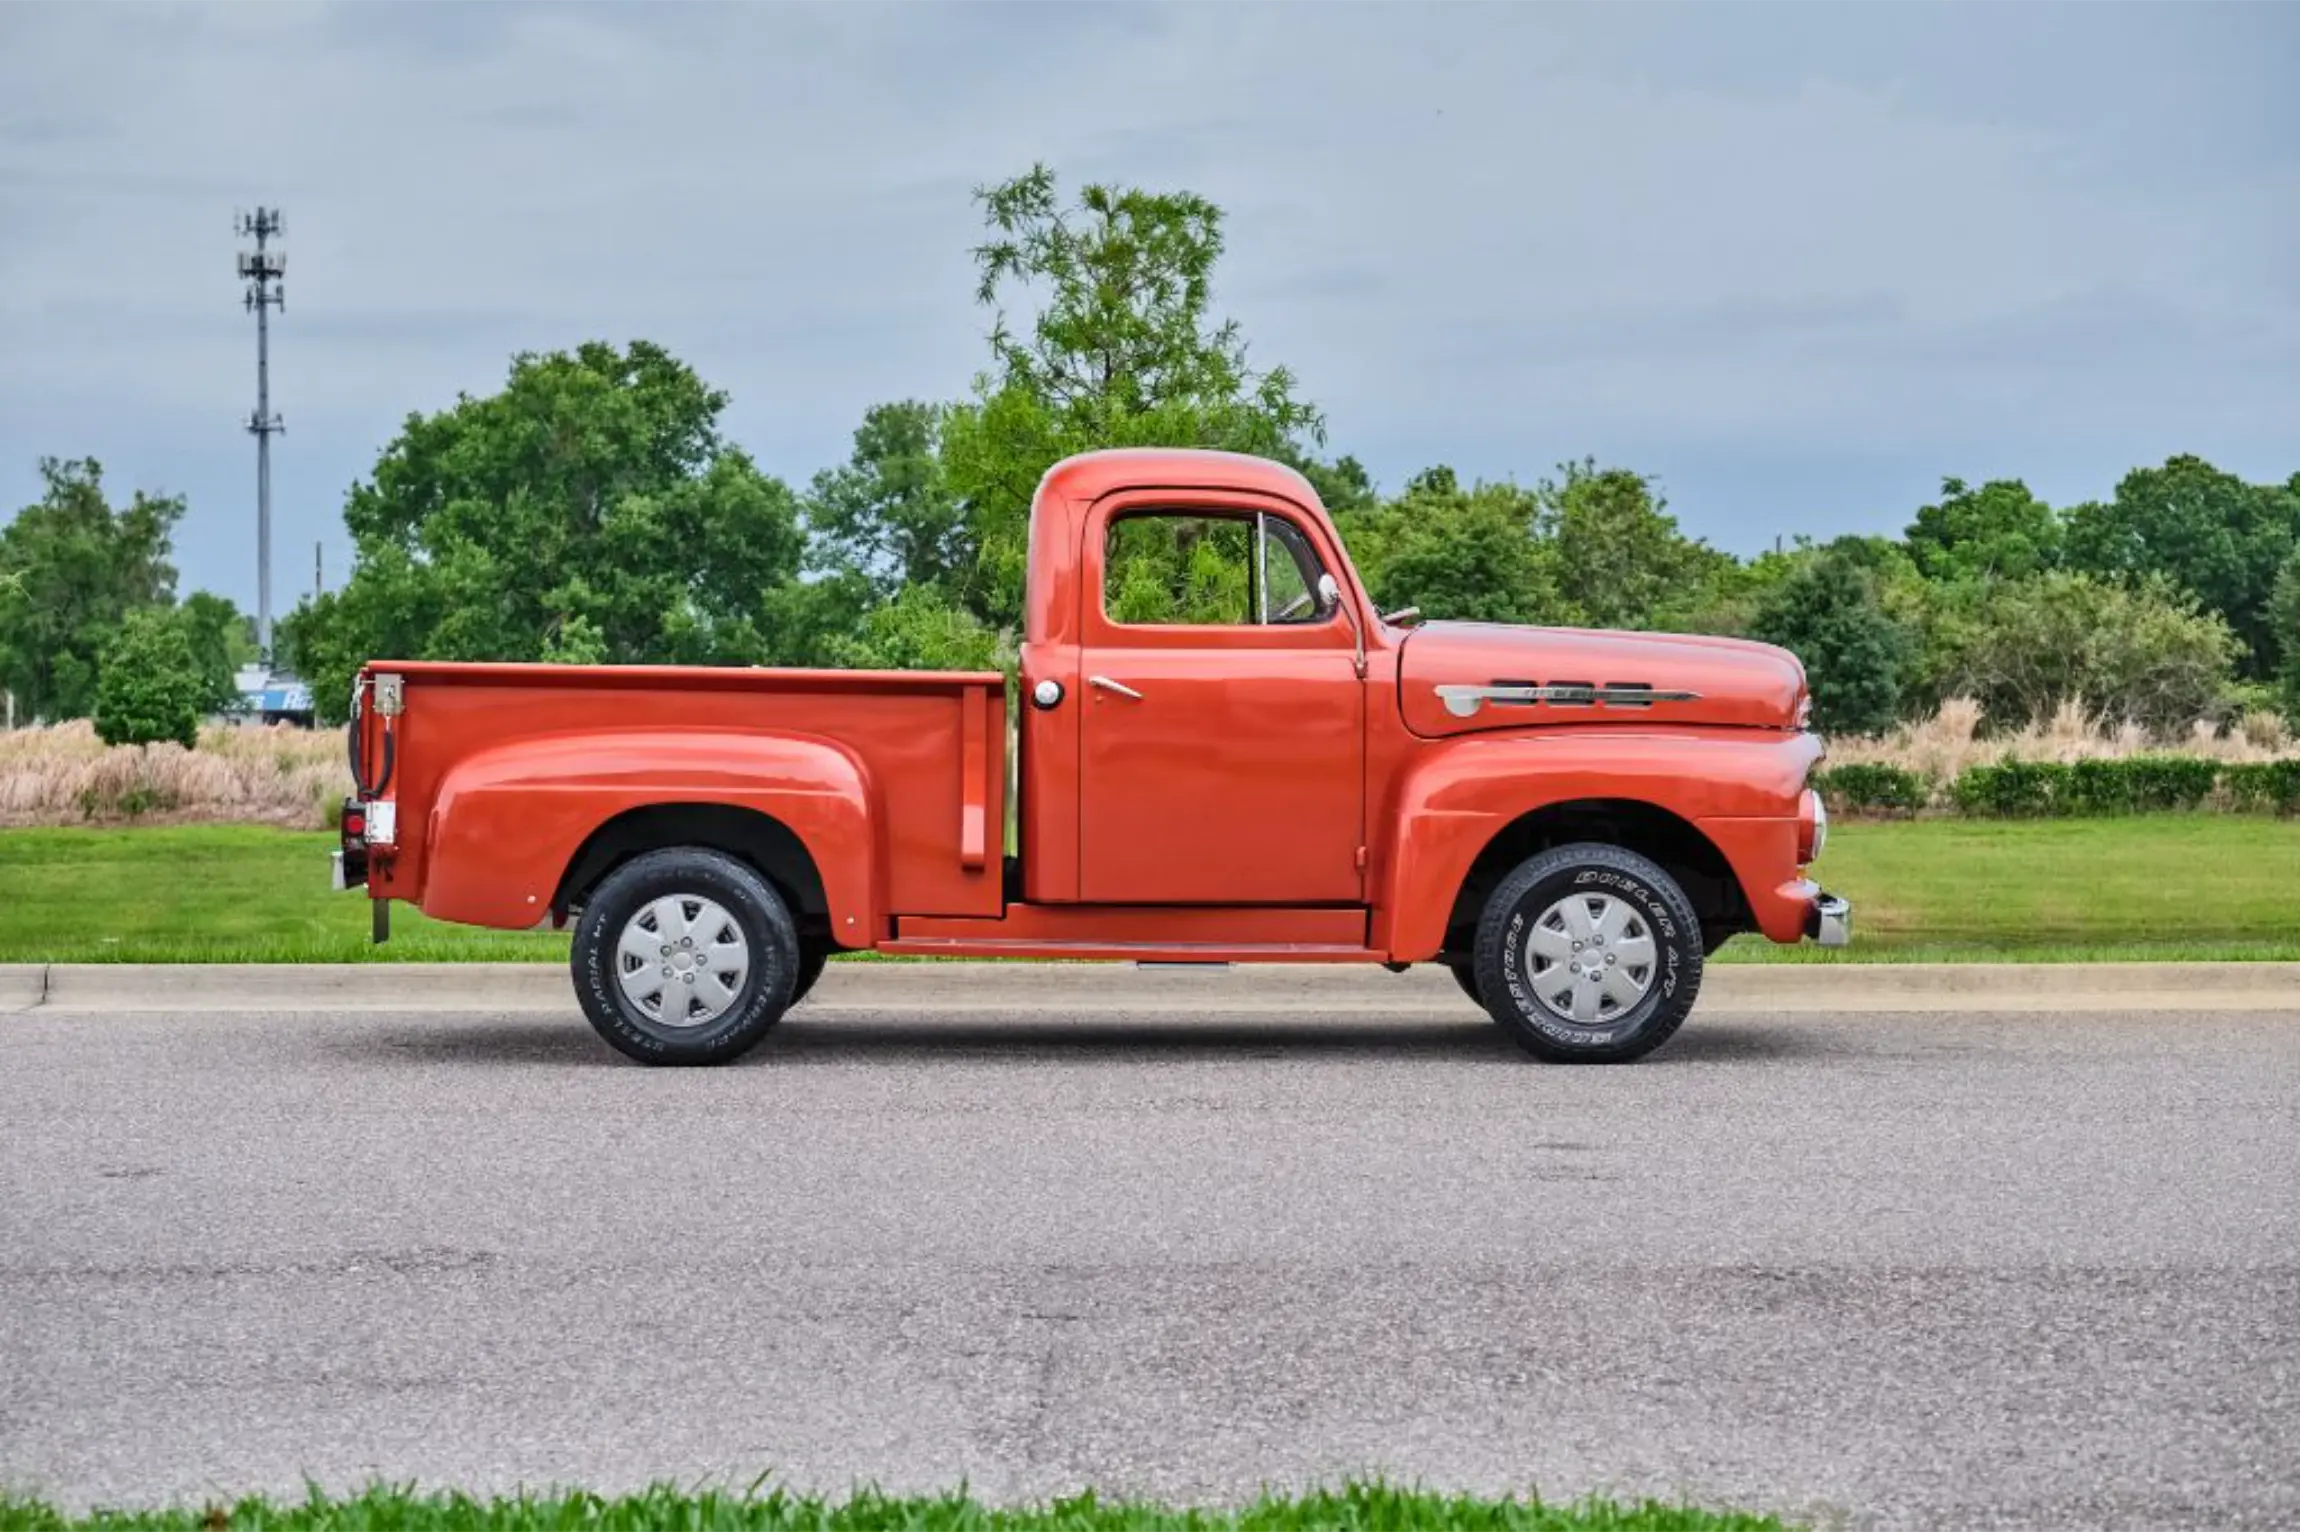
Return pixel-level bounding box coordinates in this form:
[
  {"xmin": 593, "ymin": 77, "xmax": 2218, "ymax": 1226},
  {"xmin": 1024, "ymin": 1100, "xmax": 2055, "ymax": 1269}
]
[{"xmin": 1394, "ymin": 621, "xmax": 1807, "ymax": 737}]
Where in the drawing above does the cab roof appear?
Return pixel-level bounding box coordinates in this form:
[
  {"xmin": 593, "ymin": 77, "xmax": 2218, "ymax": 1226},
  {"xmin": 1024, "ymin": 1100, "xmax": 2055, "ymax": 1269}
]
[{"xmin": 1035, "ymin": 448, "xmax": 1323, "ymax": 512}]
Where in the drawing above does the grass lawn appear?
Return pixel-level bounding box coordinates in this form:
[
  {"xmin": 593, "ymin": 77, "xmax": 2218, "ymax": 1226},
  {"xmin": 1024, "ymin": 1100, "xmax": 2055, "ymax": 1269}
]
[
  {"xmin": 0, "ymin": 1483, "xmax": 1794, "ymax": 1532},
  {"xmin": 0, "ymin": 818, "xmax": 2294, "ymax": 965}
]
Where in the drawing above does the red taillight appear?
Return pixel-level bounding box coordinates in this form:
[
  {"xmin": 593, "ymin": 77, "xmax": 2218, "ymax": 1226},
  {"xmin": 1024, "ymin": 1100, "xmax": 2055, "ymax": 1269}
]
[{"xmin": 343, "ymin": 809, "xmax": 366, "ymax": 838}]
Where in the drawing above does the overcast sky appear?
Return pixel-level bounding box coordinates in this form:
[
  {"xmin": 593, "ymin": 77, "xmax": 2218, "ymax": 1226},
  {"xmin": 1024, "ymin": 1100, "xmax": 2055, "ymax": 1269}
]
[{"xmin": 2, "ymin": 1, "xmax": 2295, "ymax": 613}]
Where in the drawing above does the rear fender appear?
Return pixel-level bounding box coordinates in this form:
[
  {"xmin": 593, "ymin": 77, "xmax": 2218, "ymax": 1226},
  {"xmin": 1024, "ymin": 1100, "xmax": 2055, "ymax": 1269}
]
[
  {"xmin": 419, "ymin": 730, "xmax": 877, "ymax": 938},
  {"xmin": 1379, "ymin": 728, "xmax": 1824, "ymax": 959}
]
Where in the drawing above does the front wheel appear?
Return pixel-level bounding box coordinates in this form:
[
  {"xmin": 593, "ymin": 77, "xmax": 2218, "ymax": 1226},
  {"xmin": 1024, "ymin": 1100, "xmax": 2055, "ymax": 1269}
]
[
  {"xmin": 1473, "ymin": 843, "xmax": 1703, "ymax": 1064},
  {"xmin": 572, "ymin": 847, "xmax": 801, "ymax": 1065}
]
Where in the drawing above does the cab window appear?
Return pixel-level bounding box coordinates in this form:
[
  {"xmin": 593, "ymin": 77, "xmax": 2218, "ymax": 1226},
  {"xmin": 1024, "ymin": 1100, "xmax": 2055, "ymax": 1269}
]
[{"xmin": 1102, "ymin": 511, "xmax": 1334, "ymax": 627}]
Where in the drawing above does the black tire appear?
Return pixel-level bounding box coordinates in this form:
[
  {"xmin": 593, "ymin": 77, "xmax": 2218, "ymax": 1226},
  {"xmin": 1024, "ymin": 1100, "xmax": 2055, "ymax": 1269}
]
[
  {"xmin": 790, "ymin": 941, "xmax": 830, "ymax": 1006},
  {"xmin": 1446, "ymin": 959, "xmax": 1487, "ymax": 1011},
  {"xmin": 1473, "ymin": 842, "xmax": 1703, "ymax": 1064},
  {"xmin": 571, "ymin": 847, "xmax": 800, "ymax": 1066}
]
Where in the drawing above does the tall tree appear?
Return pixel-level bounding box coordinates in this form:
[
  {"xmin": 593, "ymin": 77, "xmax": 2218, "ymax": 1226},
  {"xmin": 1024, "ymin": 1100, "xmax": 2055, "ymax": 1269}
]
[
  {"xmin": 1352, "ymin": 468, "xmax": 1560, "ymax": 625},
  {"xmin": 2063, "ymin": 455, "xmax": 2300, "ymax": 678},
  {"xmin": 280, "ymin": 340, "xmax": 803, "ymax": 724},
  {"xmin": 176, "ymin": 591, "xmax": 258, "ymax": 713},
  {"xmin": 1904, "ymin": 476, "xmax": 2061, "ymax": 583},
  {"xmin": 1537, "ymin": 460, "xmax": 1731, "ymax": 631},
  {"xmin": 1749, "ymin": 548, "xmax": 1913, "ymax": 737},
  {"xmin": 2269, "ymin": 546, "xmax": 2300, "ymax": 721},
  {"xmin": 0, "ymin": 458, "xmax": 181, "ymax": 722},
  {"xmin": 940, "ymin": 164, "xmax": 1325, "ymax": 629},
  {"xmin": 802, "ymin": 400, "xmax": 969, "ymax": 600}
]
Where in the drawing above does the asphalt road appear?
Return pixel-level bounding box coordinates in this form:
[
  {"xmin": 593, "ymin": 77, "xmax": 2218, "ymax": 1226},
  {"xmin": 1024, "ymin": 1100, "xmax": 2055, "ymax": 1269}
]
[{"xmin": 3, "ymin": 968, "xmax": 2296, "ymax": 1530}]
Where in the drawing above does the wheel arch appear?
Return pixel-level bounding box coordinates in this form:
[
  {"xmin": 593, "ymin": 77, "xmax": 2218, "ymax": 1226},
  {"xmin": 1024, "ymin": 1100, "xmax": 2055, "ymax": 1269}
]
[
  {"xmin": 556, "ymin": 803, "xmax": 832, "ymax": 942},
  {"xmin": 1443, "ymin": 799, "xmax": 1748, "ymax": 956}
]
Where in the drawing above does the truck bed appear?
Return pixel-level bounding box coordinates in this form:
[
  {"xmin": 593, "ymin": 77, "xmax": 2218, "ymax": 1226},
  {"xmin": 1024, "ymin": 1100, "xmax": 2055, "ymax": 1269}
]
[{"xmin": 357, "ymin": 662, "xmax": 1008, "ymax": 929}]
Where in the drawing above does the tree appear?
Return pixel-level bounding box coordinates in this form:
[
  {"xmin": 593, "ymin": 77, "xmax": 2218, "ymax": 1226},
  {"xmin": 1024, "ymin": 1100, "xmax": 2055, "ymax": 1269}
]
[
  {"xmin": 1749, "ymin": 548, "xmax": 1913, "ymax": 737},
  {"xmin": 282, "ymin": 340, "xmax": 805, "ymax": 724},
  {"xmin": 2270, "ymin": 546, "xmax": 2300, "ymax": 720},
  {"xmin": 176, "ymin": 591, "xmax": 258, "ymax": 712},
  {"xmin": 0, "ymin": 458, "xmax": 181, "ymax": 721},
  {"xmin": 1537, "ymin": 460, "xmax": 1731, "ymax": 632},
  {"xmin": 2063, "ymin": 456, "xmax": 2300, "ymax": 678},
  {"xmin": 802, "ymin": 400, "xmax": 970, "ymax": 601},
  {"xmin": 1905, "ymin": 476, "xmax": 2060, "ymax": 583},
  {"xmin": 1929, "ymin": 571, "xmax": 2242, "ymax": 734},
  {"xmin": 93, "ymin": 607, "xmax": 206, "ymax": 749},
  {"xmin": 1352, "ymin": 468, "xmax": 1560, "ymax": 625},
  {"xmin": 939, "ymin": 164, "xmax": 1325, "ymax": 630}
]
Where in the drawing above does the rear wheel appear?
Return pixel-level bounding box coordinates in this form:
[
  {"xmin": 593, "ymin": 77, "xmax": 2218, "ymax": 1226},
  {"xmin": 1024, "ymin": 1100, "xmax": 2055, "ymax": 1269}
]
[
  {"xmin": 571, "ymin": 847, "xmax": 800, "ymax": 1065},
  {"xmin": 1473, "ymin": 842, "xmax": 1703, "ymax": 1064}
]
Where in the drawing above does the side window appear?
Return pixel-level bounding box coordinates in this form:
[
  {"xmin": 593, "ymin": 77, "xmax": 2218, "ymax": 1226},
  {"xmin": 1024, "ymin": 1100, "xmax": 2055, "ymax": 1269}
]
[
  {"xmin": 1103, "ymin": 511, "xmax": 1334, "ymax": 627},
  {"xmin": 1259, "ymin": 516, "xmax": 1331, "ymax": 625}
]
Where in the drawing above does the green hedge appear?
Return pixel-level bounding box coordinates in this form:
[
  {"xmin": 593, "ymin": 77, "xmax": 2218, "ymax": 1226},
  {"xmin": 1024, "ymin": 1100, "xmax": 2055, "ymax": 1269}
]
[
  {"xmin": 1820, "ymin": 755, "xmax": 2300, "ymax": 819},
  {"xmin": 1813, "ymin": 764, "xmax": 1927, "ymax": 816},
  {"xmin": 2224, "ymin": 759, "xmax": 2300, "ymax": 815}
]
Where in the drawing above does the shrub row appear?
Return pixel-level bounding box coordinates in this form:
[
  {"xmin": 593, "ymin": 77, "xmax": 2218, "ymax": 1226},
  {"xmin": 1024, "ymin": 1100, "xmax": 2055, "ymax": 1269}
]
[{"xmin": 1815, "ymin": 756, "xmax": 2300, "ymax": 818}]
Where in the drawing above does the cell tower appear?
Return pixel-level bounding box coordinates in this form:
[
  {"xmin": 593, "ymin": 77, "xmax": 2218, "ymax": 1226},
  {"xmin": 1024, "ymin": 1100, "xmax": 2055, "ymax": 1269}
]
[{"xmin": 235, "ymin": 208, "xmax": 286, "ymax": 660}]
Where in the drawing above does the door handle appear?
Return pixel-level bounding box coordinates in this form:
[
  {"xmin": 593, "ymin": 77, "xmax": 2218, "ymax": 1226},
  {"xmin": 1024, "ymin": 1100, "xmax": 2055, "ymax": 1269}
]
[{"xmin": 1088, "ymin": 675, "xmax": 1144, "ymax": 700}]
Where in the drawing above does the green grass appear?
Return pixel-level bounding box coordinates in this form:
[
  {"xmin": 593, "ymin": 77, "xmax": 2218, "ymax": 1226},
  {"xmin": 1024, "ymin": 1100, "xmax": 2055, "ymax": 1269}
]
[
  {"xmin": 0, "ymin": 1482, "xmax": 1794, "ymax": 1532},
  {"xmin": 0, "ymin": 818, "xmax": 2295, "ymax": 965},
  {"xmin": 1722, "ymin": 814, "xmax": 2300, "ymax": 963}
]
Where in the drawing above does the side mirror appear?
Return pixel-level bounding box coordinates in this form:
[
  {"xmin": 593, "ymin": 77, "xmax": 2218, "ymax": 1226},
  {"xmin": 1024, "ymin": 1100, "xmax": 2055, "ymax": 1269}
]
[{"xmin": 1317, "ymin": 572, "xmax": 1341, "ymax": 612}]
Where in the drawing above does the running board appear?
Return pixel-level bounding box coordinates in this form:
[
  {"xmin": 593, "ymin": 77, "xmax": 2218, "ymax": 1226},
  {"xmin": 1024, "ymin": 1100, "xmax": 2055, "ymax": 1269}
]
[{"xmin": 877, "ymin": 938, "xmax": 1383, "ymax": 964}]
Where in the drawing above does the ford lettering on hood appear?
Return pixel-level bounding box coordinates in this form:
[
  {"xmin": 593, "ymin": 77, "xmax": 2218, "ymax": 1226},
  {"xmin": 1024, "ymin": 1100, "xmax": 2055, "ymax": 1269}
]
[{"xmin": 1396, "ymin": 621, "xmax": 1808, "ymax": 737}]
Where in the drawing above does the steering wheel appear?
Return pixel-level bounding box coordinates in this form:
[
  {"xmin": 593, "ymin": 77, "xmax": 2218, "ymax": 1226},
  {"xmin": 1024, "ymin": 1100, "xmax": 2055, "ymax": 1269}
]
[{"xmin": 1275, "ymin": 590, "xmax": 1315, "ymax": 621}]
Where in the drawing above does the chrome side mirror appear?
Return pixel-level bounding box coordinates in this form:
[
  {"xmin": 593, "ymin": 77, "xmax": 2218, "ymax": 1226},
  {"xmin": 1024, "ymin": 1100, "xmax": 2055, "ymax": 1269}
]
[{"xmin": 1316, "ymin": 572, "xmax": 1341, "ymax": 612}]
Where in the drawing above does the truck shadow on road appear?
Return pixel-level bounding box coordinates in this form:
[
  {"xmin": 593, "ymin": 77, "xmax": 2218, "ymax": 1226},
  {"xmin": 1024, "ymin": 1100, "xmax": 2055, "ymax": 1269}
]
[{"xmin": 333, "ymin": 1014, "xmax": 1818, "ymax": 1068}]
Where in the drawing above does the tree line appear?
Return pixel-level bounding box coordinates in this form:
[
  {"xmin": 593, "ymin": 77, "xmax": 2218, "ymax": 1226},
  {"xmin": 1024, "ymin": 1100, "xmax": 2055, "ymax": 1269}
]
[{"xmin": 6, "ymin": 164, "xmax": 2298, "ymax": 744}]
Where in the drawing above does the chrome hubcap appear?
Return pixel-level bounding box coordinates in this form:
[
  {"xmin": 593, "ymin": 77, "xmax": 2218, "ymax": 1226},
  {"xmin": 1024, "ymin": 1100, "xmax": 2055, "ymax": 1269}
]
[
  {"xmin": 1523, "ymin": 891, "xmax": 1656, "ymax": 1025},
  {"xmin": 615, "ymin": 894, "xmax": 749, "ymax": 1028}
]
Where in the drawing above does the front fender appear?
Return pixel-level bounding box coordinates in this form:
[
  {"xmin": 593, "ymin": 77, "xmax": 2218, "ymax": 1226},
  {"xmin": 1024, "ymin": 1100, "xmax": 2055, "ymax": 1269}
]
[
  {"xmin": 418, "ymin": 729, "xmax": 878, "ymax": 936},
  {"xmin": 1379, "ymin": 728, "xmax": 1824, "ymax": 960}
]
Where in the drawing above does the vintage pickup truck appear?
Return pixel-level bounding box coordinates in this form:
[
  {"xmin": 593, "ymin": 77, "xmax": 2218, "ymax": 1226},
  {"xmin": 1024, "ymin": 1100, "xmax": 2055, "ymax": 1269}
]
[{"xmin": 336, "ymin": 447, "xmax": 1848, "ymax": 1065}]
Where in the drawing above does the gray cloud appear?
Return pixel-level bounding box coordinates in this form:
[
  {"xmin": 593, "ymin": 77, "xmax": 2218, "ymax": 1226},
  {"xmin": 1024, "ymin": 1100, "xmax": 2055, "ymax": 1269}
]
[{"xmin": 1, "ymin": 0, "xmax": 2294, "ymax": 605}]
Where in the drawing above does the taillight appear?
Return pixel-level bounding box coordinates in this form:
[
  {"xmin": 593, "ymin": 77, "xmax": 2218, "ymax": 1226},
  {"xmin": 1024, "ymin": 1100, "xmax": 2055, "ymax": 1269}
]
[{"xmin": 342, "ymin": 807, "xmax": 366, "ymax": 839}]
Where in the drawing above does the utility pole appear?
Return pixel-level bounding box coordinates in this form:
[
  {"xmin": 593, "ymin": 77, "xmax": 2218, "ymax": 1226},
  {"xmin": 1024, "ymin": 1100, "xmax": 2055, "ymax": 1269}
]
[
  {"xmin": 236, "ymin": 208, "xmax": 286, "ymax": 662},
  {"xmin": 314, "ymin": 540, "xmax": 323, "ymax": 601}
]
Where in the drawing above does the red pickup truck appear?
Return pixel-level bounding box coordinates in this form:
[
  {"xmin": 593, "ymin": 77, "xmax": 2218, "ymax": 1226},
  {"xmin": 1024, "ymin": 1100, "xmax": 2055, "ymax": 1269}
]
[{"xmin": 336, "ymin": 447, "xmax": 1847, "ymax": 1065}]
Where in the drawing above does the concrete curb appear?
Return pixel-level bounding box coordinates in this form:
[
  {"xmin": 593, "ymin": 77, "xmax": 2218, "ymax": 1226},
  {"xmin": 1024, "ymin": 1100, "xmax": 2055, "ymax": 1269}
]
[
  {"xmin": 17, "ymin": 959, "xmax": 2300, "ymax": 1014},
  {"xmin": 0, "ymin": 964, "xmax": 47, "ymax": 1013}
]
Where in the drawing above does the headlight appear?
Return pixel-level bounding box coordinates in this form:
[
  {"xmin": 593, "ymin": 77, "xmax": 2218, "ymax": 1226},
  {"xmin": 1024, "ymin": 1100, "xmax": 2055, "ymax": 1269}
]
[{"xmin": 1798, "ymin": 788, "xmax": 1828, "ymax": 864}]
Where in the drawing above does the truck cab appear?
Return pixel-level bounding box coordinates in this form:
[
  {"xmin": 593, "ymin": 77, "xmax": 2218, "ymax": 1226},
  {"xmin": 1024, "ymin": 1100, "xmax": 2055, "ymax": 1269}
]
[{"xmin": 340, "ymin": 447, "xmax": 1848, "ymax": 1065}]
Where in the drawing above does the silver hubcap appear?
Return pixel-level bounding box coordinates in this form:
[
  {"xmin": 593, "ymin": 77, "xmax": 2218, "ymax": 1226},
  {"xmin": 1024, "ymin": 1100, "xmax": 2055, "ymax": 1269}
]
[
  {"xmin": 615, "ymin": 894, "xmax": 750, "ymax": 1028},
  {"xmin": 1523, "ymin": 891, "xmax": 1656, "ymax": 1026}
]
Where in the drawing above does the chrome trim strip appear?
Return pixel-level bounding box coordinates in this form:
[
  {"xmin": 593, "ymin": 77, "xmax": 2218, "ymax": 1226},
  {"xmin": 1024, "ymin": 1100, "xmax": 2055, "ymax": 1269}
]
[
  {"xmin": 1089, "ymin": 675, "xmax": 1144, "ymax": 700},
  {"xmin": 1434, "ymin": 682, "xmax": 1703, "ymax": 718}
]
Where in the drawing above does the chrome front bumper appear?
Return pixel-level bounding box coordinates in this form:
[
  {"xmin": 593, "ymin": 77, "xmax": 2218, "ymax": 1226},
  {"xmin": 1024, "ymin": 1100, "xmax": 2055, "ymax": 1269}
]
[{"xmin": 1810, "ymin": 891, "xmax": 1853, "ymax": 947}]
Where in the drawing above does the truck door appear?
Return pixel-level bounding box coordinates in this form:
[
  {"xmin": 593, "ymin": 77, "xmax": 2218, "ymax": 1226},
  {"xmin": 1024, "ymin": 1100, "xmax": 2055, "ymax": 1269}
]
[{"xmin": 1071, "ymin": 498, "xmax": 1366, "ymax": 904}]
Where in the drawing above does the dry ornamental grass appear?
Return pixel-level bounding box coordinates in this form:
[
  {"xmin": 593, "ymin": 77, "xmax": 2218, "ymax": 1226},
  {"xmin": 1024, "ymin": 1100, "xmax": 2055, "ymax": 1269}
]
[
  {"xmin": 1822, "ymin": 697, "xmax": 2291, "ymax": 778},
  {"xmin": 0, "ymin": 719, "xmax": 350, "ymax": 829}
]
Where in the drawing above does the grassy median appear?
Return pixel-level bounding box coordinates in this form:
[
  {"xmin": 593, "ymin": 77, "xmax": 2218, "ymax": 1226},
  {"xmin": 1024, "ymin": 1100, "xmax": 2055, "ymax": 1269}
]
[
  {"xmin": 0, "ymin": 1483, "xmax": 1795, "ymax": 1532},
  {"xmin": 0, "ymin": 817, "xmax": 2294, "ymax": 964}
]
